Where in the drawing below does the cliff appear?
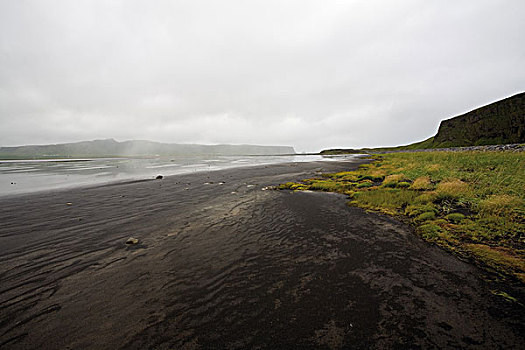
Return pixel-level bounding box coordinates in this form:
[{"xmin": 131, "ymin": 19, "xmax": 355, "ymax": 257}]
[
  {"xmin": 432, "ymin": 92, "xmax": 524, "ymax": 147},
  {"xmin": 320, "ymin": 92, "xmax": 525, "ymax": 154}
]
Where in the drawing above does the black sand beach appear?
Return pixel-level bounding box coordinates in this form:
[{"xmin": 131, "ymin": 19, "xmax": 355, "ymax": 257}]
[{"xmin": 0, "ymin": 160, "xmax": 523, "ymax": 349}]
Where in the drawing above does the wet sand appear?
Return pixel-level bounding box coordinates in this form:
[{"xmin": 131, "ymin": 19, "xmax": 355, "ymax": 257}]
[{"xmin": 0, "ymin": 160, "xmax": 523, "ymax": 349}]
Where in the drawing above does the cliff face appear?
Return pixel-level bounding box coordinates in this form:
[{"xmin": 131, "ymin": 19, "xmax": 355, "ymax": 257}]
[
  {"xmin": 319, "ymin": 92, "xmax": 525, "ymax": 154},
  {"xmin": 0, "ymin": 139, "xmax": 295, "ymax": 159},
  {"xmin": 432, "ymin": 93, "xmax": 525, "ymax": 147}
]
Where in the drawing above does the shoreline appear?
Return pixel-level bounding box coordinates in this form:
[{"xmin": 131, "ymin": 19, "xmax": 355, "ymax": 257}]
[
  {"xmin": 0, "ymin": 154, "xmax": 361, "ymax": 198},
  {"xmin": 1, "ymin": 159, "xmax": 523, "ymax": 349},
  {"xmin": 278, "ymin": 150, "xmax": 525, "ymax": 288}
]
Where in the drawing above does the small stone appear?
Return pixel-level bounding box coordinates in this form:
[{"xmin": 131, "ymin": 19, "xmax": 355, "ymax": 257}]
[
  {"xmin": 126, "ymin": 237, "xmax": 139, "ymax": 245},
  {"xmin": 156, "ymin": 175, "xmax": 163, "ymax": 180},
  {"xmin": 66, "ymin": 202, "xmax": 72, "ymax": 206}
]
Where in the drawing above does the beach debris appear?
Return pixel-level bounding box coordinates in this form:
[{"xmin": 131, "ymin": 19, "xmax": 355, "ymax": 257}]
[
  {"xmin": 204, "ymin": 182, "xmax": 214, "ymax": 185},
  {"xmin": 218, "ymin": 181, "xmax": 225, "ymax": 185},
  {"xmin": 156, "ymin": 175, "xmax": 163, "ymax": 180},
  {"xmin": 10, "ymin": 182, "xmax": 16, "ymax": 185},
  {"xmin": 125, "ymin": 237, "xmax": 139, "ymax": 245},
  {"xmin": 231, "ymin": 191, "xmax": 237, "ymax": 194},
  {"xmin": 246, "ymin": 184, "xmax": 254, "ymax": 188},
  {"xmin": 66, "ymin": 202, "xmax": 73, "ymax": 206}
]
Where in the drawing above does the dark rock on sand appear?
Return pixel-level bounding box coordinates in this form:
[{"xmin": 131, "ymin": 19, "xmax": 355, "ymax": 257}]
[{"xmin": 125, "ymin": 237, "xmax": 139, "ymax": 245}]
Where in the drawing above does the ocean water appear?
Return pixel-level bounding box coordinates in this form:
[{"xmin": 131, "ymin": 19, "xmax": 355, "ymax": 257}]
[{"xmin": 0, "ymin": 154, "xmax": 359, "ymax": 196}]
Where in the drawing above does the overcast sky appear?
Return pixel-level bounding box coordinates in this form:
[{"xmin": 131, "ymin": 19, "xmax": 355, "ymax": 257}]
[{"xmin": 0, "ymin": 0, "xmax": 523, "ymax": 152}]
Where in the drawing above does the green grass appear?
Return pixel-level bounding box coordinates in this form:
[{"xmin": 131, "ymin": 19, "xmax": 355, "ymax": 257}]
[{"xmin": 278, "ymin": 151, "xmax": 525, "ymax": 283}]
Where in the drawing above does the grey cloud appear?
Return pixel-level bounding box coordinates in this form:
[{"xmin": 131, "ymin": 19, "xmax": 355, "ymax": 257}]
[{"xmin": 1, "ymin": 0, "xmax": 524, "ymax": 152}]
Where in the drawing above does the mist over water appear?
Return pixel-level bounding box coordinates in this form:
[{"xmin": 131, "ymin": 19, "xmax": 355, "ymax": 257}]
[{"xmin": 0, "ymin": 154, "xmax": 358, "ymax": 196}]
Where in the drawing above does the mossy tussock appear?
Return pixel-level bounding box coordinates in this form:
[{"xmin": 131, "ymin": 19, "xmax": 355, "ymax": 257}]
[{"xmin": 278, "ymin": 151, "xmax": 525, "ymax": 283}]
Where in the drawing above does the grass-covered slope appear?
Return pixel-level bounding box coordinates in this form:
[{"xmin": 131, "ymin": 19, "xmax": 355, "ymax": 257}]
[{"xmin": 279, "ymin": 151, "xmax": 525, "ymax": 283}]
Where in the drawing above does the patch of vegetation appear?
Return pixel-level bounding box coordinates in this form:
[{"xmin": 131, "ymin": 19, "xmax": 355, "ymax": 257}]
[
  {"xmin": 410, "ymin": 176, "xmax": 434, "ymax": 190},
  {"xmin": 278, "ymin": 151, "xmax": 525, "ymax": 283},
  {"xmin": 490, "ymin": 290, "xmax": 519, "ymax": 303},
  {"xmin": 356, "ymin": 181, "xmax": 373, "ymax": 188},
  {"xmin": 415, "ymin": 211, "xmax": 436, "ymax": 223},
  {"xmin": 397, "ymin": 181, "xmax": 411, "ymax": 188},
  {"xmin": 446, "ymin": 213, "xmax": 465, "ymax": 224},
  {"xmin": 418, "ymin": 223, "xmax": 445, "ymax": 240}
]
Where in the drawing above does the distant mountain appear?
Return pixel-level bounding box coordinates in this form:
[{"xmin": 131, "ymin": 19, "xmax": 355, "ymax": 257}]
[
  {"xmin": 321, "ymin": 92, "xmax": 525, "ymax": 154},
  {"xmin": 0, "ymin": 139, "xmax": 296, "ymax": 159}
]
